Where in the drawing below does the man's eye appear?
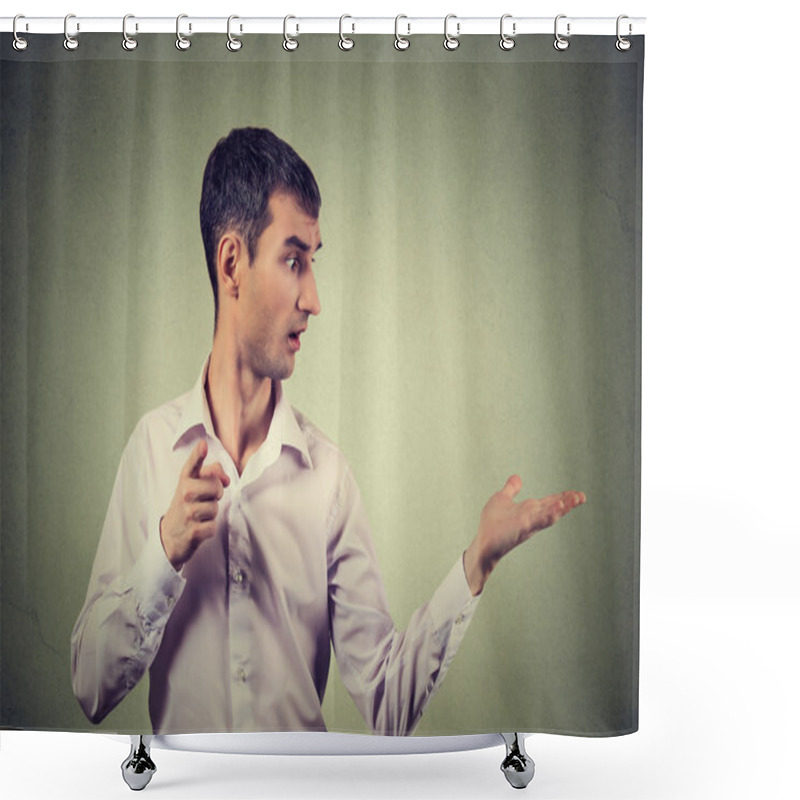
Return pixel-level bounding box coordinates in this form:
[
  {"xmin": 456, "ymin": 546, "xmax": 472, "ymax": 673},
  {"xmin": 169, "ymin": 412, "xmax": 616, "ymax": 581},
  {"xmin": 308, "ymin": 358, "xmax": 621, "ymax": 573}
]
[{"xmin": 286, "ymin": 257, "xmax": 300, "ymax": 271}]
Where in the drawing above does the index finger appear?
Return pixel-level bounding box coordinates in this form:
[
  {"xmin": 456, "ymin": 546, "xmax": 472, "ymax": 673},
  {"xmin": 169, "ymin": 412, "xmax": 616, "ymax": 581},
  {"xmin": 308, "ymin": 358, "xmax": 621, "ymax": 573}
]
[
  {"xmin": 546, "ymin": 490, "xmax": 587, "ymax": 519},
  {"xmin": 559, "ymin": 490, "xmax": 586, "ymax": 511},
  {"xmin": 182, "ymin": 439, "xmax": 208, "ymax": 479},
  {"xmin": 200, "ymin": 460, "xmax": 231, "ymax": 488},
  {"xmin": 521, "ymin": 490, "xmax": 586, "ymax": 534}
]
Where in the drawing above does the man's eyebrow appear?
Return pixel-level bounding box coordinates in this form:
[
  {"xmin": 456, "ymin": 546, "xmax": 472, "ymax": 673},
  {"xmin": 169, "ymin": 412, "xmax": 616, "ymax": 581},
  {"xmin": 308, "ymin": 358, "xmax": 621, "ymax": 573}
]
[{"xmin": 284, "ymin": 235, "xmax": 323, "ymax": 253}]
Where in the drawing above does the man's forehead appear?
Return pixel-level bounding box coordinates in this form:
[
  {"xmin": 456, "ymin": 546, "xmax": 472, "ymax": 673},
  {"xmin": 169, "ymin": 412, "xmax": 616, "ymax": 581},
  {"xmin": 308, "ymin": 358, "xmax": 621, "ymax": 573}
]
[{"xmin": 270, "ymin": 193, "xmax": 319, "ymax": 226}]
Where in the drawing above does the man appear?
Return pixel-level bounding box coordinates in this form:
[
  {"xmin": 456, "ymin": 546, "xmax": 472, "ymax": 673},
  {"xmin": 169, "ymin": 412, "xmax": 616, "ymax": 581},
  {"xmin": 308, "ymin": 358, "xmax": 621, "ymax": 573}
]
[{"xmin": 71, "ymin": 127, "xmax": 585, "ymax": 735}]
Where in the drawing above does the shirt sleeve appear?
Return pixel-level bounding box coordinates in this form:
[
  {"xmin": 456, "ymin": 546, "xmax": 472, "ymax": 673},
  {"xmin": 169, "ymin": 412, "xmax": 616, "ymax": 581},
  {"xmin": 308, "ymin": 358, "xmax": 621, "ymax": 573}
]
[
  {"xmin": 326, "ymin": 465, "xmax": 480, "ymax": 736},
  {"xmin": 70, "ymin": 436, "xmax": 186, "ymax": 725}
]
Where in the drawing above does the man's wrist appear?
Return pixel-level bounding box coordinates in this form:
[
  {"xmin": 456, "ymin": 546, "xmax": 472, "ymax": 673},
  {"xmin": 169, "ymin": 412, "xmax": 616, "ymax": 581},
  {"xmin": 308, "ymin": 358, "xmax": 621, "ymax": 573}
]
[
  {"xmin": 159, "ymin": 515, "xmax": 182, "ymax": 572},
  {"xmin": 463, "ymin": 540, "xmax": 492, "ymax": 597}
]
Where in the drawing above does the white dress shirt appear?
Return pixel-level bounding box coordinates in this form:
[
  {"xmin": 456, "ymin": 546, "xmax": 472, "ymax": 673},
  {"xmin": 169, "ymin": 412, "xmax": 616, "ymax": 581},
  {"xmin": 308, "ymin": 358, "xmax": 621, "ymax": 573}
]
[{"xmin": 71, "ymin": 362, "xmax": 480, "ymax": 735}]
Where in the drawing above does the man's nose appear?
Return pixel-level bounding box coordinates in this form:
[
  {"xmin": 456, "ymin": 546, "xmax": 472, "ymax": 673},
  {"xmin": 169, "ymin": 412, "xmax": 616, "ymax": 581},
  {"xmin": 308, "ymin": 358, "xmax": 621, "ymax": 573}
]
[{"xmin": 299, "ymin": 268, "xmax": 321, "ymax": 316}]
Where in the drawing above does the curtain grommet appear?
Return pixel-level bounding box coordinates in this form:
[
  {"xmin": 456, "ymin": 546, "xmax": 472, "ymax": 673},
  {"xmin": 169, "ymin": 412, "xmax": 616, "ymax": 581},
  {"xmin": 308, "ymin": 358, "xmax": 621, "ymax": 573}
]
[
  {"xmin": 394, "ymin": 15, "xmax": 410, "ymax": 51},
  {"xmin": 283, "ymin": 15, "xmax": 299, "ymax": 51},
  {"xmin": 12, "ymin": 15, "xmax": 29, "ymax": 51},
  {"xmin": 499, "ymin": 14, "xmax": 515, "ymax": 51},
  {"xmin": 554, "ymin": 14, "xmax": 570, "ymax": 51},
  {"xmin": 339, "ymin": 14, "xmax": 355, "ymax": 51},
  {"xmin": 175, "ymin": 14, "xmax": 191, "ymax": 50},
  {"xmin": 227, "ymin": 15, "xmax": 243, "ymax": 51},
  {"xmin": 616, "ymin": 15, "xmax": 632, "ymax": 51},
  {"xmin": 443, "ymin": 14, "xmax": 460, "ymax": 51},
  {"xmin": 122, "ymin": 14, "xmax": 138, "ymax": 51},
  {"xmin": 63, "ymin": 13, "xmax": 79, "ymax": 51}
]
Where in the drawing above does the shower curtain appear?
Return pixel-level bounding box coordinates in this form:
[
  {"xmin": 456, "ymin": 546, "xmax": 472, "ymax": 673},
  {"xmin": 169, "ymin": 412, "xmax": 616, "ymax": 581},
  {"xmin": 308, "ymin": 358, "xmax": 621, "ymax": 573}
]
[{"xmin": 1, "ymin": 28, "xmax": 643, "ymax": 738}]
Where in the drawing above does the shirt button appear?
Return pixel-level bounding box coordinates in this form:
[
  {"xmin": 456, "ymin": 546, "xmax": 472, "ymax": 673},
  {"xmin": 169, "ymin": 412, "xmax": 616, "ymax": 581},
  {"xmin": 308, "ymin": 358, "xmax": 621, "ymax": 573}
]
[
  {"xmin": 232, "ymin": 569, "xmax": 244, "ymax": 585},
  {"xmin": 167, "ymin": 595, "xmax": 175, "ymax": 608},
  {"xmin": 455, "ymin": 614, "xmax": 465, "ymax": 625},
  {"xmin": 236, "ymin": 667, "xmax": 247, "ymax": 683}
]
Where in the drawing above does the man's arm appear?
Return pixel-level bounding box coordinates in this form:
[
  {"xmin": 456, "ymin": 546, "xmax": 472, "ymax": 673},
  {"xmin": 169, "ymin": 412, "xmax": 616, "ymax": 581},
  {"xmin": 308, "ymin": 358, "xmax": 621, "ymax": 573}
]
[
  {"xmin": 463, "ymin": 475, "xmax": 586, "ymax": 595},
  {"xmin": 328, "ymin": 467, "xmax": 585, "ymax": 736},
  {"xmin": 70, "ymin": 437, "xmax": 228, "ymax": 724}
]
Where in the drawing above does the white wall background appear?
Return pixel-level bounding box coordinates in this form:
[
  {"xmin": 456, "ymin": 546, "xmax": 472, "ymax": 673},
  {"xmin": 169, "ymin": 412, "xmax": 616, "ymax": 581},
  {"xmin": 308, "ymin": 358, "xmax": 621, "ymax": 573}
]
[{"xmin": 2, "ymin": 1, "xmax": 798, "ymax": 798}]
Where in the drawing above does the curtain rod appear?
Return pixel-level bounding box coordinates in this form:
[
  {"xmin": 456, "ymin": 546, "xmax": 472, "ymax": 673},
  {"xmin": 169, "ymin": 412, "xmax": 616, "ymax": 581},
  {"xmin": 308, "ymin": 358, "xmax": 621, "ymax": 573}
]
[{"xmin": 1, "ymin": 15, "xmax": 646, "ymax": 37}]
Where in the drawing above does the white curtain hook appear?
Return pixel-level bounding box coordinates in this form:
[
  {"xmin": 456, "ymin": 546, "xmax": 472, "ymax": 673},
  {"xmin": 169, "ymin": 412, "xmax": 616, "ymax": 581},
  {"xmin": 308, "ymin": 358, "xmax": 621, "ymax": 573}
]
[
  {"xmin": 394, "ymin": 15, "xmax": 410, "ymax": 51},
  {"xmin": 283, "ymin": 15, "xmax": 299, "ymax": 51},
  {"xmin": 122, "ymin": 14, "xmax": 138, "ymax": 51},
  {"xmin": 616, "ymin": 15, "xmax": 632, "ymax": 51},
  {"xmin": 554, "ymin": 14, "xmax": 570, "ymax": 51},
  {"xmin": 12, "ymin": 14, "xmax": 29, "ymax": 51},
  {"xmin": 339, "ymin": 14, "xmax": 355, "ymax": 51},
  {"xmin": 443, "ymin": 14, "xmax": 460, "ymax": 51},
  {"xmin": 63, "ymin": 13, "xmax": 79, "ymax": 51},
  {"xmin": 499, "ymin": 14, "xmax": 515, "ymax": 51},
  {"xmin": 175, "ymin": 14, "xmax": 191, "ymax": 50},
  {"xmin": 227, "ymin": 15, "xmax": 243, "ymax": 51}
]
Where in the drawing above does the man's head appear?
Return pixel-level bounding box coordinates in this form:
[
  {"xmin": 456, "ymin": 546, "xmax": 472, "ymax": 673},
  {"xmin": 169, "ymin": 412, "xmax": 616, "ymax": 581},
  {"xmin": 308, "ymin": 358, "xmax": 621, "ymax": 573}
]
[{"xmin": 200, "ymin": 127, "xmax": 321, "ymax": 321}]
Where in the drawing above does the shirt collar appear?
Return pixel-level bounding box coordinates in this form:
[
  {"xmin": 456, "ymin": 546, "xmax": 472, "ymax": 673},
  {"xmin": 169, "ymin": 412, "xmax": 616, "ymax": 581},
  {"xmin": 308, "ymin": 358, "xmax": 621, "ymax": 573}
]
[{"xmin": 173, "ymin": 357, "xmax": 313, "ymax": 470}]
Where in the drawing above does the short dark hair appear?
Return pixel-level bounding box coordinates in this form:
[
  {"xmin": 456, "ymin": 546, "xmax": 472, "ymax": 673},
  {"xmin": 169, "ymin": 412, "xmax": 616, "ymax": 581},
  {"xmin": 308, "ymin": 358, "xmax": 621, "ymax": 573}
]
[{"xmin": 199, "ymin": 127, "xmax": 321, "ymax": 319}]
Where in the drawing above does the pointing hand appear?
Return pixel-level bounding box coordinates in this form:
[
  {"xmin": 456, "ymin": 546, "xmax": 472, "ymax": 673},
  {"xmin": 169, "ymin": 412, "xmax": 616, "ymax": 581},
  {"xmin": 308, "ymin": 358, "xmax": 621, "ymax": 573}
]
[{"xmin": 159, "ymin": 440, "xmax": 230, "ymax": 570}]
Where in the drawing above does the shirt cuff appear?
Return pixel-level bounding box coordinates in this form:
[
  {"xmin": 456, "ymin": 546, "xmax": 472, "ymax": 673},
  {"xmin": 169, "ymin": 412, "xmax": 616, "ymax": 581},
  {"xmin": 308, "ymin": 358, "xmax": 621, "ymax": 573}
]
[
  {"xmin": 428, "ymin": 555, "xmax": 481, "ymax": 653},
  {"xmin": 128, "ymin": 523, "xmax": 186, "ymax": 632}
]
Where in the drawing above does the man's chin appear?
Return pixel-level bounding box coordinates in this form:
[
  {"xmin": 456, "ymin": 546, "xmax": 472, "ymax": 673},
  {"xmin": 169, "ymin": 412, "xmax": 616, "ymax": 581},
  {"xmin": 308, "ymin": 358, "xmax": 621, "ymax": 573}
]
[
  {"xmin": 248, "ymin": 353, "xmax": 295, "ymax": 383},
  {"xmin": 276, "ymin": 356, "xmax": 296, "ymax": 382}
]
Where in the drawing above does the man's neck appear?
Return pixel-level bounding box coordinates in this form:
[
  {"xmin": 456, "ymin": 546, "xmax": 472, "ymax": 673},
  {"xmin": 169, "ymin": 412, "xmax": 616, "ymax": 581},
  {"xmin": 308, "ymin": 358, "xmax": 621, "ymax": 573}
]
[{"xmin": 205, "ymin": 342, "xmax": 276, "ymax": 476}]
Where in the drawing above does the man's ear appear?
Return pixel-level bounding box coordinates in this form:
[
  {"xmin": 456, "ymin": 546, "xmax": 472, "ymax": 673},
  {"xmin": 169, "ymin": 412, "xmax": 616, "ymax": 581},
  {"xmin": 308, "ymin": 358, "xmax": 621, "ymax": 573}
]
[{"xmin": 217, "ymin": 233, "xmax": 245, "ymax": 301}]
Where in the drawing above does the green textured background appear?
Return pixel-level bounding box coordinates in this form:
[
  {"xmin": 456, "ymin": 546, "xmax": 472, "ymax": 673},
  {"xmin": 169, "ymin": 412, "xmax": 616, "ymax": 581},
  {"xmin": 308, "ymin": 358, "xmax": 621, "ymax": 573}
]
[{"xmin": 1, "ymin": 34, "xmax": 642, "ymax": 736}]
